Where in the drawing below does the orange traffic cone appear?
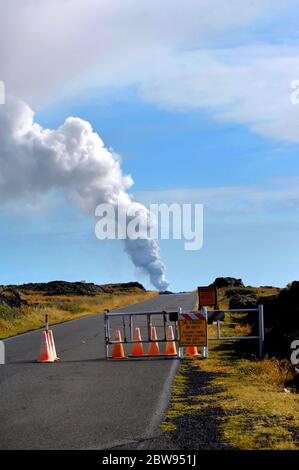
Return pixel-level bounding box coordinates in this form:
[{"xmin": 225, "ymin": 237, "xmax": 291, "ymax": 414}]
[
  {"xmin": 165, "ymin": 325, "xmax": 178, "ymax": 356},
  {"xmin": 130, "ymin": 327, "xmax": 145, "ymax": 357},
  {"xmin": 148, "ymin": 326, "xmax": 160, "ymax": 356},
  {"xmin": 47, "ymin": 330, "xmax": 60, "ymax": 361},
  {"xmin": 111, "ymin": 329, "xmax": 127, "ymax": 359},
  {"xmin": 185, "ymin": 346, "xmax": 201, "ymax": 356},
  {"xmin": 38, "ymin": 331, "xmax": 54, "ymax": 363}
]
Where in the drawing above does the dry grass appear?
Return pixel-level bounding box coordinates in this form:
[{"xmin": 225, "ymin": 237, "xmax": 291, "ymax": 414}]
[
  {"xmin": 235, "ymin": 357, "xmax": 294, "ymax": 388},
  {"xmin": 0, "ymin": 290, "xmax": 157, "ymax": 339},
  {"xmin": 234, "ymin": 323, "xmax": 252, "ymax": 336},
  {"xmin": 162, "ymin": 346, "xmax": 298, "ymax": 449},
  {"xmin": 162, "ymin": 286, "xmax": 298, "ymax": 450},
  {"xmin": 198, "ymin": 347, "xmax": 298, "ymax": 449}
]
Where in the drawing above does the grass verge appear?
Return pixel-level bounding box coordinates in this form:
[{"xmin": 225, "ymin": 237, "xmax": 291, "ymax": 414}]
[
  {"xmin": 161, "ymin": 295, "xmax": 299, "ymax": 450},
  {"xmin": 0, "ymin": 290, "xmax": 157, "ymax": 339},
  {"xmin": 161, "ymin": 348, "xmax": 298, "ymax": 449}
]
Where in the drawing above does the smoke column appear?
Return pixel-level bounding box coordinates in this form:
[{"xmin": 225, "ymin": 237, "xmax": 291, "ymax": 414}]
[{"xmin": 0, "ymin": 97, "xmax": 169, "ymax": 290}]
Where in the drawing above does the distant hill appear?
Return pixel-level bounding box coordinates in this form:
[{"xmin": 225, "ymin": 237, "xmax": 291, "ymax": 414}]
[
  {"xmin": 0, "ymin": 281, "xmax": 154, "ymax": 339},
  {"xmin": 4, "ymin": 281, "xmax": 146, "ymax": 297}
]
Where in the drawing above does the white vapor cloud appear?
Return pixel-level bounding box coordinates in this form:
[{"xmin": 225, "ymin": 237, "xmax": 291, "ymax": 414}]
[{"xmin": 0, "ymin": 97, "xmax": 169, "ymax": 290}]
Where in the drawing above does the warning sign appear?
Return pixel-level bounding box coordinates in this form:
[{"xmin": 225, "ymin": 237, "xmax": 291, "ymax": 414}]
[
  {"xmin": 198, "ymin": 286, "xmax": 217, "ymax": 309},
  {"xmin": 178, "ymin": 312, "xmax": 207, "ymax": 347}
]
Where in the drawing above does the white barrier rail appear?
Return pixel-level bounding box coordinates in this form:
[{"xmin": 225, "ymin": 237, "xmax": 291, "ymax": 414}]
[
  {"xmin": 207, "ymin": 305, "xmax": 264, "ymax": 358},
  {"xmin": 104, "ymin": 305, "xmax": 265, "ymax": 359},
  {"xmin": 104, "ymin": 310, "xmax": 180, "ymax": 360}
]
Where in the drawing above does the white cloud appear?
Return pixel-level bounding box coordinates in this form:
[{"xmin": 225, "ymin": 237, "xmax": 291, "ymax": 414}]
[
  {"xmin": 135, "ymin": 178, "xmax": 299, "ymax": 220},
  {"xmin": 0, "ymin": 1, "xmax": 299, "ymax": 141},
  {"xmin": 140, "ymin": 45, "xmax": 299, "ymax": 143}
]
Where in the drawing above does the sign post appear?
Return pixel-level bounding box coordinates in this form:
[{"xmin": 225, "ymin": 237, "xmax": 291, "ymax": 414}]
[{"xmin": 178, "ymin": 309, "xmax": 208, "ymax": 358}]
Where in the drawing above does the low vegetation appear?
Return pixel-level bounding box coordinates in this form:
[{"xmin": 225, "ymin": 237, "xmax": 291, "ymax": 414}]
[
  {"xmin": 161, "ymin": 279, "xmax": 299, "ymax": 450},
  {"xmin": 162, "ymin": 349, "xmax": 298, "ymax": 450},
  {"xmin": 0, "ymin": 282, "xmax": 157, "ymax": 339}
]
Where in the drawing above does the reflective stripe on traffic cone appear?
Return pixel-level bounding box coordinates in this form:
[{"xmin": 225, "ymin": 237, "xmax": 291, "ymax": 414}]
[
  {"xmin": 38, "ymin": 331, "xmax": 54, "ymax": 363},
  {"xmin": 165, "ymin": 325, "xmax": 178, "ymax": 356},
  {"xmin": 111, "ymin": 329, "xmax": 127, "ymax": 359},
  {"xmin": 130, "ymin": 327, "xmax": 144, "ymax": 357},
  {"xmin": 47, "ymin": 330, "xmax": 60, "ymax": 361},
  {"xmin": 148, "ymin": 326, "xmax": 160, "ymax": 356}
]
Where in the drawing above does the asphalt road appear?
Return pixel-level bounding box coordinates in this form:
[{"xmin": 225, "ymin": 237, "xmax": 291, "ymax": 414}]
[{"xmin": 0, "ymin": 293, "xmax": 196, "ymax": 450}]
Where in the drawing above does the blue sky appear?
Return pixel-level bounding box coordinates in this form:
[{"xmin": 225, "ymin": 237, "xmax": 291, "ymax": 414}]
[{"xmin": 0, "ymin": 1, "xmax": 299, "ymax": 290}]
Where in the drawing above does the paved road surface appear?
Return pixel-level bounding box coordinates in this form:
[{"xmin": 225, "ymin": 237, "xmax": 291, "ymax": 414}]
[{"xmin": 0, "ymin": 293, "xmax": 196, "ymax": 449}]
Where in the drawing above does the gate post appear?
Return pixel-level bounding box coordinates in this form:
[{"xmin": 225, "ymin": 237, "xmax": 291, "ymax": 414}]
[
  {"xmin": 202, "ymin": 306, "xmax": 209, "ymax": 358},
  {"xmin": 177, "ymin": 307, "xmax": 184, "ymax": 359},
  {"xmin": 104, "ymin": 311, "xmax": 108, "ymax": 360},
  {"xmin": 258, "ymin": 304, "xmax": 264, "ymax": 359},
  {"xmin": 0, "ymin": 340, "xmax": 4, "ymax": 365}
]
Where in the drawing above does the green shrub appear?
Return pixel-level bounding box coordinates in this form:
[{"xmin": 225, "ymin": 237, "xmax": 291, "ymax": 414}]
[
  {"xmin": 0, "ymin": 304, "xmax": 13, "ymax": 318},
  {"xmin": 66, "ymin": 305, "xmax": 87, "ymax": 314}
]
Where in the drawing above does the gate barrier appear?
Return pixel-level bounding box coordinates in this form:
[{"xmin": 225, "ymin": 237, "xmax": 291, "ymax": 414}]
[
  {"xmin": 104, "ymin": 310, "xmax": 181, "ymax": 360},
  {"xmin": 207, "ymin": 305, "xmax": 265, "ymax": 358},
  {"xmin": 104, "ymin": 304, "xmax": 264, "ymax": 359}
]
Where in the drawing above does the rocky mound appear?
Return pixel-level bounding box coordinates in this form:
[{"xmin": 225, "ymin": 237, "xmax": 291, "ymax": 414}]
[
  {"xmin": 228, "ymin": 293, "xmax": 258, "ymax": 310},
  {"xmin": 261, "ymin": 281, "xmax": 299, "ymax": 356},
  {"xmin": 14, "ymin": 281, "xmax": 105, "ymax": 296},
  {"xmin": 211, "ymin": 277, "xmax": 244, "ymax": 288},
  {"xmin": 9, "ymin": 280, "xmax": 146, "ymax": 296},
  {"xmin": 99, "ymin": 282, "xmax": 146, "ymax": 294},
  {"xmin": 0, "ymin": 287, "xmax": 27, "ymax": 308},
  {"xmin": 227, "ymin": 281, "xmax": 299, "ymax": 358}
]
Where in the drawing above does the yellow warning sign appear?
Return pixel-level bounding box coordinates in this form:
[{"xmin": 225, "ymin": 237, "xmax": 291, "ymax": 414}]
[{"xmin": 178, "ymin": 318, "xmax": 207, "ymax": 347}]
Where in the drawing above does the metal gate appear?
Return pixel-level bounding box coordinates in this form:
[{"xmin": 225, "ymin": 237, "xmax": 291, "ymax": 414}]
[
  {"xmin": 104, "ymin": 304, "xmax": 265, "ymax": 359},
  {"xmin": 206, "ymin": 305, "xmax": 264, "ymax": 358},
  {"xmin": 104, "ymin": 309, "xmax": 180, "ymax": 359}
]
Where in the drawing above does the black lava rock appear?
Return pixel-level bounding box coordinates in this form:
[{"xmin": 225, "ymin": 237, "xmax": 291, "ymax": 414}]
[
  {"xmin": 211, "ymin": 277, "xmax": 244, "ymax": 288},
  {"xmin": 0, "ymin": 287, "xmax": 27, "ymax": 308}
]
